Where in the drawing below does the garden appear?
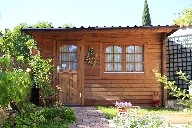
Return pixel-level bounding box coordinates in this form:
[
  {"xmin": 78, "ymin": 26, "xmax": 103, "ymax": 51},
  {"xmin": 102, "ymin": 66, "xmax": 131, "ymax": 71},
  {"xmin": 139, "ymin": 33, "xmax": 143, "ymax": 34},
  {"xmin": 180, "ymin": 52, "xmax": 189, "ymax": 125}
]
[
  {"xmin": 0, "ymin": 23, "xmax": 77, "ymax": 127},
  {"xmin": 96, "ymin": 70, "xmax": 192, "ymax": 128},
  {"xmin": 0, "ymin": 22, "xmax": 192, "ymax": 127}
]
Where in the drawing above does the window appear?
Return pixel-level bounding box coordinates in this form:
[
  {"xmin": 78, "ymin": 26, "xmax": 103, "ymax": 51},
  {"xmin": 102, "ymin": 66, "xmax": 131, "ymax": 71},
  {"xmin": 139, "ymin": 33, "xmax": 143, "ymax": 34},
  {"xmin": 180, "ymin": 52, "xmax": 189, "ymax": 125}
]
[
  {"xmin": 60, "ymin": 45, "xmax": 77, "ymax": 70},
  {"xmin": 105, "ymin": 46, "xmax": 123, "ymax": 71},
  {"xmin": 126, "ymin": 46, "xmax": 144, "ymax": 72},
  {"xmin": 105, "ymin": 45, "xmax": 144, "ymax": 72}
]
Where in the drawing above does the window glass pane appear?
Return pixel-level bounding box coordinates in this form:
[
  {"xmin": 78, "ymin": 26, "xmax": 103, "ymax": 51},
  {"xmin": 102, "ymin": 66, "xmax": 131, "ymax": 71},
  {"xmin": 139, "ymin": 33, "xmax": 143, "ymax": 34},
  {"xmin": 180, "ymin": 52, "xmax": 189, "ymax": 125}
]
[
  {"xmin": 69, "ymin": 53, "xmax": 77, "ymax": 61},
  {"xmin": 135, "ymin": 54, "xmax": 143, "ymax": 62},
  {"xmin": 61, "ymin": 62, "xmax": 68, "ymax": 70},
  {"xmin": 70, "ymin": 62, "xmax": 77, "ymax": 70},
  {"xmin": 135, "ymin": 46, "xmax": 143, "ymax": 53},
  {"xmin": 135, "ymin": 63, "xmax": 143, "ymax": 71},
  {"xmin": 114, "ymin": 46, "xmax": 122, "ymax": 53},
  {"xmin": 106, "ymin": 54, "xmax": 113, "ymax": 62},
  {"xmin": 61, "ymin": 45, "xmax": 68, "ymax": 52},
  {"xmin": 114, "ymin": 63, "xmax": 122, "ymax": 71},
  {"xmin": 106, "ymin": 63, "xmax": 113, "ymax": 71},
  {"xmin": 69, "ymin": 45, "xmax": 77, "ymax": 52},
  {"xmin": 62, "ymin": 53, "xmax": 68, "ymax": 61},
  {"xmin": 126, "ymin": 54, "xmax": 134, "ymax": 62},
  {"xmin": 114, "ymin": 54, "xmax": 122, "ymax": 62},
  {"xmin": 126, "ymin": 63, "xmax": 134, "ymax": 72},
  {"xmin": 126, "ymin": 46, "xmax": 134, "ymax": 53},
  {"xmin": 106, "ymin": 46, "xmax": 113, "ymax": 53}
]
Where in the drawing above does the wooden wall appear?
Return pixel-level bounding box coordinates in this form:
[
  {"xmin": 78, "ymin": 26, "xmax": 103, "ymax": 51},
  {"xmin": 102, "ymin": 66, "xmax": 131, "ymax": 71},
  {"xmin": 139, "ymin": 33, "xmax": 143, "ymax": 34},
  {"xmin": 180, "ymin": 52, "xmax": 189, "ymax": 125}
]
[
  {"xmin": 83, "ymin": 32, "xmax": 163, "ymax": 107},
  {"xmin": 31, "ymin": 30, "xmax": 165, "ymax": 107}
]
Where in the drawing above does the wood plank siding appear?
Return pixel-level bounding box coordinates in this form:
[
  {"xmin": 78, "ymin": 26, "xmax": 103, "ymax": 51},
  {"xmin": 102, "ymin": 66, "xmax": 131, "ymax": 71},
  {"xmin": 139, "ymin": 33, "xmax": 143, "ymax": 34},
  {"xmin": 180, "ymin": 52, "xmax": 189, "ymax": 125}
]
[{"xmin": 22, "ymin": 26, "xmax": 179, "ymax": 107}]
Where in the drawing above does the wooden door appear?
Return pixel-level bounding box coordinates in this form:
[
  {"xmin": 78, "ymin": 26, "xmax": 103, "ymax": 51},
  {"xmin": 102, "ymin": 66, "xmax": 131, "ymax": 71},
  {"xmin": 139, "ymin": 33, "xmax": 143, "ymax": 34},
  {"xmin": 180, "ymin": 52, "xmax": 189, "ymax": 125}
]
[{"xmin": 57, "ymin": 42, "xmax": 81, "ymax": 105}]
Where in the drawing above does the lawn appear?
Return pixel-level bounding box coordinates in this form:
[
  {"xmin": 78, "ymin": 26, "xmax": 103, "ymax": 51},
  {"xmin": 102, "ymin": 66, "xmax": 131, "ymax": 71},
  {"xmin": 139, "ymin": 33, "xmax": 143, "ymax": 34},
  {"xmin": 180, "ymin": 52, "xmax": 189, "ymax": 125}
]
[{"xmin": 97, "ymin": 106, "xmax": 192, "ymax": 119}]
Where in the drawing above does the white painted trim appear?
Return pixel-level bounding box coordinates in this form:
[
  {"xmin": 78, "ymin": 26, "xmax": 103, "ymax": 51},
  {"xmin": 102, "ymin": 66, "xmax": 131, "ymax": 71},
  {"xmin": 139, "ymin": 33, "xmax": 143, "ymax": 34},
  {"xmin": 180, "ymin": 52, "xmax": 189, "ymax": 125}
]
[{"xmin": 104, "ymin": 72, "xmax": 144, "ymax": 74}]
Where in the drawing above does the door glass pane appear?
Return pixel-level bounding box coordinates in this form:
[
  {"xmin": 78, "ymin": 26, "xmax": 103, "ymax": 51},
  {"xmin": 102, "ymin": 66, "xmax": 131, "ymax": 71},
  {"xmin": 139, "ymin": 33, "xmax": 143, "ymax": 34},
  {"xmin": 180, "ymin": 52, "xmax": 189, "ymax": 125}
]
[
  {"xmin": 135, "ymin": 63, "xmax": 143, "ymax": 71},
  {"xmin": 106, "ymin": 46, "xmax": 113, "ymax": 53},
  {"xmin": 114, "ymin": 54, "xmax": 122, "ymax": 62},
  {"xmin": 69, "ymin": 53, "xmax": 77, "ymax": 61},
  {"xmin": 135, "ymin": 46, "xmax": 143, "ymax": 53},
  {"xmin": 70, "ymin": 62, "xmax": 77, "ymax": 70},
  {"xmin": 69, "ymin": 45, "xmax": 77, "ymax": 52},
  {"xmin": 114, "ymin": 63, "xmax": 122, "ymax": 71},
  {"xmin": 135, "ymin": 54, "xmax": 143, "ymax": 62},
  {"xmin": 126, "ymin": 63, "xmax": 134, "ymax": 72},
  {"xmin": 106, "ymin": 63, "xmax": 113, "ymax": 71},
  {"xmin": 126, "ymin": 54, "xmax": 134, "ymax": 62},
  {"xmin": 61, "ymin": 62, "xmax": 68, "ymax": 70},
  {"xmin": 126, "ymin": 46, "xmax": 134, "ymax": 53},
  {"xmin": 62, "ymin": 53, "xmax": 68, "ymax": 61},
  {"xmin": 106, "ymin": 54, "xmax": 113, "ymax": 62},
  {"xmin": 60, "ymin": 45, "xmax": 68, "ymax": 52},
  {"xmin": 114, "ymin": 46, "xmax": 122, "ymax": 53}
]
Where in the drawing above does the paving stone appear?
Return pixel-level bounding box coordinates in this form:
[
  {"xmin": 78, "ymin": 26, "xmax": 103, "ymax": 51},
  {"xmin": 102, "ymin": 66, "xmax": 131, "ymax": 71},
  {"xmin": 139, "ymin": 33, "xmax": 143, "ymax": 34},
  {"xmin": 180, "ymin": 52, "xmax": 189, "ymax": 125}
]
[{"xmin": 71, "ymin": 106, "xmax": 115, "ymax": 128}]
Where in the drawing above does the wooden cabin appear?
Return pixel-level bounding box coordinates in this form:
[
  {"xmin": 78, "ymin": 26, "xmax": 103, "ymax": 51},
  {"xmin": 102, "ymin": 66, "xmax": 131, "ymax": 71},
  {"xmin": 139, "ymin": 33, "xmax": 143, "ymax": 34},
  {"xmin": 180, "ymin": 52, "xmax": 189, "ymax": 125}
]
[{"xmin": 21, "ymin": 26, "xmax": 179, "ymax": 107}]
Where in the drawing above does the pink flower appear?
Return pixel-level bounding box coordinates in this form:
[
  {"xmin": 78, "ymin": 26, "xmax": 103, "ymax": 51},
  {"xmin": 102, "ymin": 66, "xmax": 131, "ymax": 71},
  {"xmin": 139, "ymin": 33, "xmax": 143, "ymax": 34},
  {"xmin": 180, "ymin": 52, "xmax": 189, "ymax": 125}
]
[{"xmin": 115, "ymin": 101, "xmax": 132, "ymax": 108}]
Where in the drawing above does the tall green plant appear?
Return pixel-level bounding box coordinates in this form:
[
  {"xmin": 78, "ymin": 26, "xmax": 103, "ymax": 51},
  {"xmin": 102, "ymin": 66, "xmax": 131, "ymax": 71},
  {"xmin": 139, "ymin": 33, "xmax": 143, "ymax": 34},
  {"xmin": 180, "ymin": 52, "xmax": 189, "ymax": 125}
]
[
  {"xmin": 153, "ymin": 70, "xmax": 192, "ymax": 108},
  {"xmin": 29, "ymin": 53, "xmax": 53, "ymax": 105},
  {"xmin": 0, "ymin": 22, "xmax": 54, "ymax": 106},
  {"xmin": 142, "ymin": 0, "xmax": 152, "ymax": 26},
  {"xmin": 0, "ymin": 54, "xmax": 32, "ymax": 109}
]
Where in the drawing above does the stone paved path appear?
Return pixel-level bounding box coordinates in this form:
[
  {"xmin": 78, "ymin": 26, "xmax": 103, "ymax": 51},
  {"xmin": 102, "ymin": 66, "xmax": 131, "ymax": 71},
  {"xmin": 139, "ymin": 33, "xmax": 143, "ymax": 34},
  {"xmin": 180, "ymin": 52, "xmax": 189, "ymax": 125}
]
[{"xmin": 70, "ymin": 107, "xmax": 115, "ymax": 128}]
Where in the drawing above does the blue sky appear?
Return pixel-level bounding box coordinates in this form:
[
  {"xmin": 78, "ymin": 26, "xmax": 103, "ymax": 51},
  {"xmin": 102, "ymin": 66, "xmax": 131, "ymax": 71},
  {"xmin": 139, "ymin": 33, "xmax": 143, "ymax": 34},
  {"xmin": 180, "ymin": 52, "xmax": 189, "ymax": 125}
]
[{"xmin": 0, "ymin": 0, "xmax": 191, "ymax": 30}]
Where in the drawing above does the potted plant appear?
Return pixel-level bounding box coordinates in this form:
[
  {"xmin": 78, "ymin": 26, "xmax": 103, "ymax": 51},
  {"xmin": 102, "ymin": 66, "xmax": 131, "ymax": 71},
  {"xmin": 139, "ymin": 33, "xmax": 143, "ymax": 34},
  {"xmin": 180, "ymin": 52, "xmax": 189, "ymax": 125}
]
[{"xmin": 115, "ymin": 101, "xmax": 132, "ymax": 112}]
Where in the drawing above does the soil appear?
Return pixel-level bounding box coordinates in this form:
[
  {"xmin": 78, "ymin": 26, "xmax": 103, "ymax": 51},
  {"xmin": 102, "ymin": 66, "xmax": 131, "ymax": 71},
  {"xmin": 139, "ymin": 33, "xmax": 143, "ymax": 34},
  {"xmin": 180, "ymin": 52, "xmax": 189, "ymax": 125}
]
[{"xmin": 160, "ymin": 113, "xmax": 192, "ymax": 124}]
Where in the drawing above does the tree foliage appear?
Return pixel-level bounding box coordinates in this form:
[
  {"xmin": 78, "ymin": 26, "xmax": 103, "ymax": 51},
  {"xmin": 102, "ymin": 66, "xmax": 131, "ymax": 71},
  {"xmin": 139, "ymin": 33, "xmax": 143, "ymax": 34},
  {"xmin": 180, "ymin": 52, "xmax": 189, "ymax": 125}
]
[
  {"xmin": 0, "ymin": 22, "xmax": 54, "ymax": 108},
  {"xmin": 32, "ymin": 22, "xmax": 52, "ymax": 28},
  {"xmin": 62, "ymin": 23, "xmax": 74, "ymax": 28},
  {"xmin": 0, "ymin": 54, "xmax": 32, "ymax": 109},
  {"xmin": 142, "ymin": 0, "xmax": 152, "ymax": 26},
  {"xmin": 173, "ymin": 8, "xmax": 192, "ymax": 27}
]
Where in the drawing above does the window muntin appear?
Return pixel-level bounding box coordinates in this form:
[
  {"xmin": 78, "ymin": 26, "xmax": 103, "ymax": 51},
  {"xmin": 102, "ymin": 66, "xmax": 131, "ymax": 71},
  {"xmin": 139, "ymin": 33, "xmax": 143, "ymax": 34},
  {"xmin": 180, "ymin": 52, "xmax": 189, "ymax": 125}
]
[
  {"xmin": 60, "ymin": 45, "xmax": 77, "ymax": 70},
  {"xmin": 105, "ymin": 45, "xmax": 144, "ymax": 72}
]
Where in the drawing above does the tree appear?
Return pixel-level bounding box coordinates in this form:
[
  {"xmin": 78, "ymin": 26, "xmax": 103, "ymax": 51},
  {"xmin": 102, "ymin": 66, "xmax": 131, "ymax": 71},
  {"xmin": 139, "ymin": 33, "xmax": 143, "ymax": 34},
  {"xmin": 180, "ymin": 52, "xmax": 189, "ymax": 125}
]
[
  {"xmin": 62, "ymin": 23, "xmax": 74, "ymax": 28},
  {"xmin": 173, "ymin": 8, "xmax": 192, "ymax": 27},
  {"xmin": 142, "ymin": 0, "xmax": 152, "ymax": 26},
  {"xmin": 0, "ymin": 22, "xmax": 53, "ymax": 108}
]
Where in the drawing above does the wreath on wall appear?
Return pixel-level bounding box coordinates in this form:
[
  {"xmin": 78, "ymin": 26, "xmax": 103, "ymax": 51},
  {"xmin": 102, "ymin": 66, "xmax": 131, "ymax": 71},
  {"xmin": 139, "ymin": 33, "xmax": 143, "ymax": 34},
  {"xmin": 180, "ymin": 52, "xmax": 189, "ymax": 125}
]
[{"xmin": 85, "ymin": 46, "xmax": 97, "ymax": 66}]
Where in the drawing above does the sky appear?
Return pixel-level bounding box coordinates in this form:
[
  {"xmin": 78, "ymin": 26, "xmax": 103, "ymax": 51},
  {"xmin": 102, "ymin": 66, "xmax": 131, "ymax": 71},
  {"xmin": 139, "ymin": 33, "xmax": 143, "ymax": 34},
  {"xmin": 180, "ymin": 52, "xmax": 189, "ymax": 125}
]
[{"xmin": 0, "ymin": 0, "xmax": 191, "ymax": 30}]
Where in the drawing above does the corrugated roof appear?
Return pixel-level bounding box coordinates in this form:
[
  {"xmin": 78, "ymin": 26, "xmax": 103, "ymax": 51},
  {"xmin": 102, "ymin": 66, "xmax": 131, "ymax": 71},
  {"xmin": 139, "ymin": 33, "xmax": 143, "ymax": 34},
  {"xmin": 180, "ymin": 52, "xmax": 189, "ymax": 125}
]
[
  {"xmin": 21, "ymin": 25, "xmax": 179, "ymax": 37},
  {"xmin": 21, "ymin": 25, "xmax": 179, "ymax": 31}
]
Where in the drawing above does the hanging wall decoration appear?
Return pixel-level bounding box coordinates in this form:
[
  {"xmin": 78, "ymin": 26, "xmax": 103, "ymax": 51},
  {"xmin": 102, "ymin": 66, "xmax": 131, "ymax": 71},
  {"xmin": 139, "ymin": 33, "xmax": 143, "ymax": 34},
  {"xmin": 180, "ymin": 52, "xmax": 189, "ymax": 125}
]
[{"xmin": 85, "ymin": 46, "xmax": 97, "ymax": 66}]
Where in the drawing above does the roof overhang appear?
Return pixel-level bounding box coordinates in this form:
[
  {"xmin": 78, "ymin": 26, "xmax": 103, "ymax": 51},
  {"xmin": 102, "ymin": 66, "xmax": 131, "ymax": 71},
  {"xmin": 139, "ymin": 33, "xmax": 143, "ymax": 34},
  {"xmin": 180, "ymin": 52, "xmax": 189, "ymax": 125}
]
[{"xmin": 21, "ymin": 25, "xmax": 179, "ymax": 37}]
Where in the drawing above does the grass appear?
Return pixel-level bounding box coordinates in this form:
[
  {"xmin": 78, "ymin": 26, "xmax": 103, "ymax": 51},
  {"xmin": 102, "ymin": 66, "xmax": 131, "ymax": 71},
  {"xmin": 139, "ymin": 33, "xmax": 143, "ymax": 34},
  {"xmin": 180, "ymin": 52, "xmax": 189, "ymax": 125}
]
[{"xmin": 97, "ymin": 106, "xmax": 192, "ymax": 119}]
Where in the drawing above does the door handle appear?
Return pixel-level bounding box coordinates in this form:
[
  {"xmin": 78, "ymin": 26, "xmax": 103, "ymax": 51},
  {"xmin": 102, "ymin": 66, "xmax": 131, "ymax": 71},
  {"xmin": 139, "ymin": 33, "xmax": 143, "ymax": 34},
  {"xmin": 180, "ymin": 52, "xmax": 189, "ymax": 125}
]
[{"xmin": 57, "ymin": 66, "xmax": 62, "ymax": 73}]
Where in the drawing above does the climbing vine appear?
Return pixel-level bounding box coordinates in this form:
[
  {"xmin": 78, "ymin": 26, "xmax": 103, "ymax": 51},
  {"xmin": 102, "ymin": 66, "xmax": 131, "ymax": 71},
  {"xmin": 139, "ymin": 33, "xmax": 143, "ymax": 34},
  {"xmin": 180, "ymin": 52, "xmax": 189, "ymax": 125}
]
[{"xmin": 85, "ymin": 46, "xmax": 97, "ymax": 66}]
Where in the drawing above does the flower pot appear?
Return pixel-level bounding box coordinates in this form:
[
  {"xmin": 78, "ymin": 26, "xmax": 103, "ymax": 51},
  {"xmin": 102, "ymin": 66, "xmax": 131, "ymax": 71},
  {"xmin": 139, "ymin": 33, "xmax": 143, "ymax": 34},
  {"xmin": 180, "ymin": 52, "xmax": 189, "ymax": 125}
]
[
  {"xmin": 152, "ymin": 92, "xmax": 160, "ymax": 107},
  {"xmin": 118, "ymin": 108, "xmax": 129, "ymax": 112}
]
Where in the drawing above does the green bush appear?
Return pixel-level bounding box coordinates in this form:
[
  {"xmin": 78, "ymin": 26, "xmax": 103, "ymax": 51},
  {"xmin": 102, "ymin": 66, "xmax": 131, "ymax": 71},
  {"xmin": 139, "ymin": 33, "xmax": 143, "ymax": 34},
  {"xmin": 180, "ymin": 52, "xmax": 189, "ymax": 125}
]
[
  {"xmin": 154, "ymin": 70, "xmax": 192, "ymax": 109},
  {"xmin": 0, "ymin": 104, "xmax": 77, "ymax": 128}
]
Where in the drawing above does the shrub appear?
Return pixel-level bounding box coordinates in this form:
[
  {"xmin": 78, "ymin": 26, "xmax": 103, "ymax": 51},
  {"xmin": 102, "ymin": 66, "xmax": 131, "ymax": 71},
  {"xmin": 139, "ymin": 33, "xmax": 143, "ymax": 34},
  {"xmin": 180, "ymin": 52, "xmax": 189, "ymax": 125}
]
[
  {"xmin": 153, "ymin": 70, "xmax": 192, "ymax": 109},
  {"xmin": 0, "ymin": 104, "xmax": 77, "ymax": 128}
]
